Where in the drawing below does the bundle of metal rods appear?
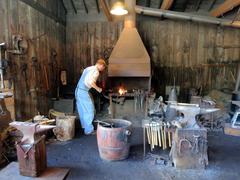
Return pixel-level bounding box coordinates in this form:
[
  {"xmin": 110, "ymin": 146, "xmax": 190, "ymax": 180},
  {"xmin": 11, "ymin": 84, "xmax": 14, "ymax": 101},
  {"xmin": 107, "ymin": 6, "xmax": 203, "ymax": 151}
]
[{"xmin": 144, "ymin": 121, "xmax": 172, "ymax": 151}]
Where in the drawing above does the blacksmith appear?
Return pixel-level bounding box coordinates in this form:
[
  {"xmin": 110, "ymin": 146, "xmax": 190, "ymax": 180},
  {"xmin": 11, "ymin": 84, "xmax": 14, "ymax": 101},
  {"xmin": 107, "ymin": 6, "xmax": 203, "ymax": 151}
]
[{"xmin": 75, "ymin": 59, "xmax": 106, "ymax": 135}]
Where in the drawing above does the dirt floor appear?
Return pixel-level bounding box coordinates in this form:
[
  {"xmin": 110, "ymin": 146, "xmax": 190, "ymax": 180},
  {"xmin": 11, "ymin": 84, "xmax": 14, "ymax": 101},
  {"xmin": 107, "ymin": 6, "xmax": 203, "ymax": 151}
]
[{"xmin": 47, "ymin": 129, "xmax": 240, "ymax": 180}]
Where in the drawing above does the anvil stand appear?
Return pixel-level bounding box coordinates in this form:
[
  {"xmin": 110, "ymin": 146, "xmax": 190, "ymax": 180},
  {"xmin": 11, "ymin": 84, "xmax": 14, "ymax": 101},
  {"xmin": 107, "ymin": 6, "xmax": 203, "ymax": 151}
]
[
  {"xmin": 9, "ymin": 121, "xmax": 55, "ymax": 177},
  {"xmin": 169, "ymin": 103, "xmax": 219, "ymax": 169}
]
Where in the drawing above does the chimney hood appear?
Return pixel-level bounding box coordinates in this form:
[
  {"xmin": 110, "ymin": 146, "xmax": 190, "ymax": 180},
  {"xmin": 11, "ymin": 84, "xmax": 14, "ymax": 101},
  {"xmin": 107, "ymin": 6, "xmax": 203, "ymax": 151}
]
[{"xmin": 108, "ymin": 0, "xmax": 151, "ymax": 78}]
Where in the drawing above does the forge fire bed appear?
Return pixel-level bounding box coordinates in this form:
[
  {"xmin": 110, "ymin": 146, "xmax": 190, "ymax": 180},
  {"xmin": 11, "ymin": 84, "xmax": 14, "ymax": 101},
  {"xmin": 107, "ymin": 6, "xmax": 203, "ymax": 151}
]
[{"xmin": 109, "ymin": 91, "xmax": 149, "ymax": 118}]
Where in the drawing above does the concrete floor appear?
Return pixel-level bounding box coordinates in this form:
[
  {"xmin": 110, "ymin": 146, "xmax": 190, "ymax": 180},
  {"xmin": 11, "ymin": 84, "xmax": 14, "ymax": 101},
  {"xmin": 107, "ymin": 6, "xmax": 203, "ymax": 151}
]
[{"xmin": 47, "ymin": 130, "xmax": 240, "ymax": 180}]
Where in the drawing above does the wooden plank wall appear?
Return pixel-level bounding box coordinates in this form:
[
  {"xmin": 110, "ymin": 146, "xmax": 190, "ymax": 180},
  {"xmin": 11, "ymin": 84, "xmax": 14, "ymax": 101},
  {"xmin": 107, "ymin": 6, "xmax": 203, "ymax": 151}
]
[
  {"xmin": 138, "ymin": 20, "xmax": 240, "ymax": 100},
  {"xmin": 0, "ymin": 0, "xmax": 66, "ymax": 120},
  {"xmin": 66, "ymin": 18, "xmax": 240, "ymax": 101},
  {"xmin": 66, "ymin": 21, "xmax": 123, "ymax": 84}
]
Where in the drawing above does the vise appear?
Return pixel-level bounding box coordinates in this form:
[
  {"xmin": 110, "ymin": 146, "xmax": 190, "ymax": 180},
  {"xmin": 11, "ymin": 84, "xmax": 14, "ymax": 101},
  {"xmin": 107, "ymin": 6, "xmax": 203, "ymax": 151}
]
[
  {"xmin": 170, "ymin": 103, "xmax": 220, "ymax": 128},
  {"xmin": 9, "ymin": 121, "xmax": 55, "ymax": 144}
]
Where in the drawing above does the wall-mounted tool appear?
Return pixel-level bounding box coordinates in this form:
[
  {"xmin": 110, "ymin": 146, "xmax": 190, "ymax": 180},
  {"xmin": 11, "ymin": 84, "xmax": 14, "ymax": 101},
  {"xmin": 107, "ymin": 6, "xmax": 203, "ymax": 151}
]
[
  {"xmin": 20, "ymin": 63, "xmax": 29, "ymax": 95},
  {"xmin": 0, "ymin": 43, "xmax": 7, "ymax": 89},
  {"xmin": 49, "ymin": 49, "xmax": 58, "ymax": 98},
  {"xmin": 8, "ymin": 35, "xmax": 28, "ymax": 55}
]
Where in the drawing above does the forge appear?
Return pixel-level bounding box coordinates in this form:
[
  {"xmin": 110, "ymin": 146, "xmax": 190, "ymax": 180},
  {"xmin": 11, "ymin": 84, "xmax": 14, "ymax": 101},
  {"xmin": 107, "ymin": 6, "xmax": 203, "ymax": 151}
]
[
  {"xmin": 106, "ymin": 0, "xmax": 151, "ymax": 145},
  {"xmin": 107, "ymin": 0, "xmax": 150, "ymax": 116}
]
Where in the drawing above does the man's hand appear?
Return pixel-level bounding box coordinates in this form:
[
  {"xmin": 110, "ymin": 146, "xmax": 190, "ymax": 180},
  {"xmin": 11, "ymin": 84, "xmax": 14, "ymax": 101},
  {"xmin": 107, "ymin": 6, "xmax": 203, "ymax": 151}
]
[{"xmin": 97, "ymin": 87, "xmax": 102, "ymax": 93}]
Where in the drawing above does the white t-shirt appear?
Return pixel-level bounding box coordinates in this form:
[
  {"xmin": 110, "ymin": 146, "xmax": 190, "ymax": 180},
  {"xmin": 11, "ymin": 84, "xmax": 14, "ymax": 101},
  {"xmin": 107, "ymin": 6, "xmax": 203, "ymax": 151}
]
[{"xmin": 84, "ymin": 65, "xmax": 100, "ymax": 88}]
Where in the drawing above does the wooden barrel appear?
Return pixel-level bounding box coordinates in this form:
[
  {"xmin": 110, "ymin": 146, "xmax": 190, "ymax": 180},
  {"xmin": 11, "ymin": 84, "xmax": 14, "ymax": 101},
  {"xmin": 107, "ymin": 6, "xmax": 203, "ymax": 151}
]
[{"xmin": 97, "ymin": 119, "xmax": 132, "ymax": 161}]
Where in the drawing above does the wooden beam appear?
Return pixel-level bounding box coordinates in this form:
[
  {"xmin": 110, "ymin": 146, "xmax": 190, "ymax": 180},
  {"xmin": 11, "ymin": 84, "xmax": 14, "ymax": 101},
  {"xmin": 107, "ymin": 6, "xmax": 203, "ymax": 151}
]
[
  {"xmin": 208, "ymin": 0, "xmax": 217, "ymax": 11},
  {"xmin": 82, "ymin": 0, "xmax": 88, "ymax": 14},
  {"xmin": 146, "ymin": 0, "xmax": 151, "ymax": 7},
  {"xmin": 158, "ymin": 0, "xmax": 163, "ymax": 8},
  {"xmin": 70, "ymin": 0, "xmax": 77, "ymax": 14},
  {"xmin": 60, "ymin": 0, "xmax": 68, "ymax": 14},
  {"xmin": 232, "ymin": 7, "xmax": 240, "ymax": 23},
  {"xmin": 210, "ymin": 0, "xmax": 240, "ymax": 17},
  {"xmin": 160, "ymin": 0, "xmax": 174, "ymax": 10},
  {"xmin": 194, "ymin": 0, "xmax": 203, "ymax": 11},
  {"xmin": 183, "ymin": 0, "xmax": 189, "ymax": 11},
  {"xmin": 99, "ymin": 0, "xmax": 113, "ymax": 21},
  {"xmin": 95, "ymin": 0, "xmax": 100, "ymax": 13},
  {"xmin": 19, "ymin": 0, "xmax": 66, "ymax": 26}
]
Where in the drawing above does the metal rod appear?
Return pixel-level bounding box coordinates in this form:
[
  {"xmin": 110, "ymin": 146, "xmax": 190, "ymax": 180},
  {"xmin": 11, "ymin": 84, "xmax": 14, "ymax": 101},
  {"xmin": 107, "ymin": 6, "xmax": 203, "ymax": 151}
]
[
  {"xmin": 110, "ymin": 95, "xmax": 114, "ymax": 118},
  {"xmin": 158, "ymin": 126, "xmax": 161, "ymax": 147},
  {"xmin": 234, "ymin": 64, "xmax": 240, "ymax": 92},
  {"xmin": 168, "ymin": 132, "xmax": 171, "ymax": 147},
  {"xmin": 0, "ymin": 47, "xmax": 4, "ymax": 89},
  {"xmin": 143, "ymin": 125, "xmax": 146, "ymax": 157},
  {"xmin": 135, "ymin": 5, "xmax": 240, "ymax": 28}
]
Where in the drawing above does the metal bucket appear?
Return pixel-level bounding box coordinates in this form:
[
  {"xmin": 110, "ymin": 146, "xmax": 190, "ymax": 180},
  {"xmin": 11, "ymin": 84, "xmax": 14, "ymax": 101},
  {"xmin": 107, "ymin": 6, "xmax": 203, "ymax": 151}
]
[{"xmin": 97, "ymin": 119, "xmax": 132, "ymax": 161}]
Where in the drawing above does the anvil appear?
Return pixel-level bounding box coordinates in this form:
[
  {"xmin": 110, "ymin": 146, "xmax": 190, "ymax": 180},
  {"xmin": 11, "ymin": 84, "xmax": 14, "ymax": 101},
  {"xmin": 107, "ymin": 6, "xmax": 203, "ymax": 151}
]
[
  {"xmin": 170, "ymin": 103, "xmax": 220, "ymax": 128},
  {"xmin": 9, "ymin": 121, "xmax": 55, "ymax": 144}
]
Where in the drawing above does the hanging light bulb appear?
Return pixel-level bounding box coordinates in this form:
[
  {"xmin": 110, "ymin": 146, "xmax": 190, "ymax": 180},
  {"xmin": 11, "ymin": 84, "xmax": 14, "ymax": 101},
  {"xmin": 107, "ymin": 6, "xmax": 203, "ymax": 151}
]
[{"xmin": 110, "ymin": 1, "xmax": 128, "ymax": 16}]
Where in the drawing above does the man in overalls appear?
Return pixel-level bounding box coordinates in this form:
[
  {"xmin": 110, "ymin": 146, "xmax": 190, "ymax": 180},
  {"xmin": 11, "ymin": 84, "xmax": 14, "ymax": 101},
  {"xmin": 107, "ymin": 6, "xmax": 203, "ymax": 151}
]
[{"xmin": 75, "ymin": 59, "xmax": 106, "ymax": 135}]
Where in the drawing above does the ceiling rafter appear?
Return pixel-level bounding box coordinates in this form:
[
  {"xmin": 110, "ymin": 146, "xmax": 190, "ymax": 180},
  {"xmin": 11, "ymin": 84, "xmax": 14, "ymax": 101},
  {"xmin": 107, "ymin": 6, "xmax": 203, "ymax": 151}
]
[
  {"xmin": 60, "ymin": 0, "xmax": 67, "ymax": 14},
  {"xmin": 194, "ymin": 0, "xmax": 203, "ymax": 11},
  {"xmin": 82, "ymin": 0, "xmax": 89, "ymax": 14},
  {"xmin": 158, "ymin": 0, "xmax": 163, "ymax": 9},
  {"xmin": 99, "ymin": 0, "xmax": 112, "ymax": 21},
  {"xmin": 208, "ymin": 0, "xmax": 217, "ymax": 11},
  {"xmin": 210, "ymin": 0, "xmax": 240, "ymax": 17},
  {"xmin": 96, "ymin": 0, "xmax": 100, "ymax": 13},
  {"xmin": 146, "ymin": 0, "xmax": 151, "ymax": 7},
  {"xmin": 160, "ymin": 0, "xmax": 174, "ymax": 10},
  {"xmin": 183, "ymin": 0, "xmax": 189, "ymax": 11},
  {"xmin": 70, "ymin": 0, "xmax": 77, "ymax": 14}
]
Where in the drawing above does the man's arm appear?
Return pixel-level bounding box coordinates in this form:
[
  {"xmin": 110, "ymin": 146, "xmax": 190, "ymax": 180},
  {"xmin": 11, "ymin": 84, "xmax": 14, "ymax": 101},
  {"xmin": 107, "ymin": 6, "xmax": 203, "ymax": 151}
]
[
  {"xmin": 90, "ymin": 81, "xmax": 102, "ymax": 93},
  {"xmin": 84, "ymin": 68, "xmax": 102, "ymax": 93}
]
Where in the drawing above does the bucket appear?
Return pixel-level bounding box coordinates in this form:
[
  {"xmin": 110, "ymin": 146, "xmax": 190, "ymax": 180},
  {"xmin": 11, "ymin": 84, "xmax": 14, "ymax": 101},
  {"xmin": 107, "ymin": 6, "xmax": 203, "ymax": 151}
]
[
  {"xmin": 97, "ymin": 119, "xmax": 132, "ymax": 161},
  {"xmin": 53, "ymin": 116, "xmax": 76, "ymax": 141}
]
